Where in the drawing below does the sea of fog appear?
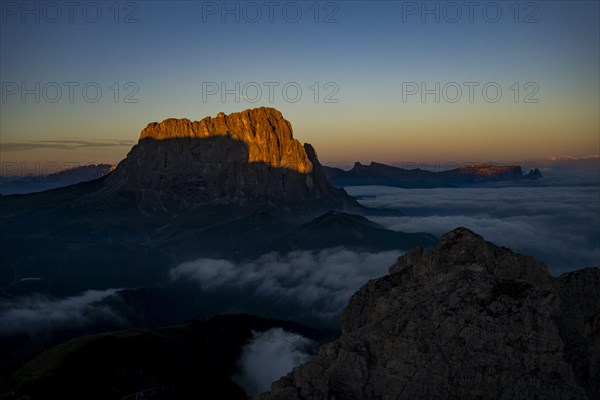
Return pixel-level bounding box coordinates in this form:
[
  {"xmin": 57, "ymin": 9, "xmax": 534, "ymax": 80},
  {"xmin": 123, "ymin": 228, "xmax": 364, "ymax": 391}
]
[
  {"xmin": 2, "ymin": 185, "xmax": 598, "ymax": 393},
  {"xmin": 346, "ymin": 185, "xmax": 600, "ymax": 275}
]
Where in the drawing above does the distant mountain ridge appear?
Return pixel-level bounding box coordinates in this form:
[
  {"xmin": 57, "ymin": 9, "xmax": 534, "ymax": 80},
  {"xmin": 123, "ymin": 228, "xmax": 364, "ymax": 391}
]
[
  {"xmin": 323, "ymin": 161, "xmax": 543, "ymax": 188},
  {"xmin": 546, "ymin": 155, "xmax": 599, "ymax": 161},
  {"xmin": 0, "ymin": 164, "xmax": 114, "ymax": 195}
]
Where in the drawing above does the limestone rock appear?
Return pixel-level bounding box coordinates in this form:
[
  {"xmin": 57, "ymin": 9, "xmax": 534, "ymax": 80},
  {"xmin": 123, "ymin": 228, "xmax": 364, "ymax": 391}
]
[
  {"xmin": 137, "ymin": 107, "xmax": 312, "ymax": 174},
  {"xmin": 259, "ymin": 228, "xmax": 599, "ymax": 400},
  {"xmin": 95, "ymin": 107, "xmax": 355, "ymax": 213}
]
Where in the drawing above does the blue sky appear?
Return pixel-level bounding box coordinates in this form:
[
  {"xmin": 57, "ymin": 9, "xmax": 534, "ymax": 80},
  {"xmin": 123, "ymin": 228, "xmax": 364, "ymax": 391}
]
[{"xmin": 1, "ymin": 0, "xmax": 598, "ymax": 168}]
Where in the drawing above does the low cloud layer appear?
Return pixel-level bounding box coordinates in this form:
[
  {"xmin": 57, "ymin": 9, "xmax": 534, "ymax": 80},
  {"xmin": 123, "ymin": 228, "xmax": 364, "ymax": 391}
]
[
  {"xmin": 233, "ymin": 328, "xmax": 315, "ymax": 399},
  {"xmin": 170, "ymin": 248, "xmax": 402, "ymax": 320},
  {"xmin": 0, "ymin": 289, "xmax": 123, "ymax": 337},
  {"xmin": 346, "ymin": 185, "xmax": 600, "ymax": 274},
  {"xmin": 1, "ymin": 139, "xmax": 135, "ymax": 152}
]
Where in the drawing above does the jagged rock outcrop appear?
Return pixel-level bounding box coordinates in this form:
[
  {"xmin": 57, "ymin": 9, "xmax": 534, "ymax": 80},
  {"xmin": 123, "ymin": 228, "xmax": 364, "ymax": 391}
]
[
  {"xmin": 260, "ymin": 228, "xmax": 599, "ymax": 400},
  {"xmin": 95, "ymin": 107, "xmax": 355, "ymax": 212},
  {"xmin": 525, "ymin": 168, "xmax": 543, "ymax": 180}
]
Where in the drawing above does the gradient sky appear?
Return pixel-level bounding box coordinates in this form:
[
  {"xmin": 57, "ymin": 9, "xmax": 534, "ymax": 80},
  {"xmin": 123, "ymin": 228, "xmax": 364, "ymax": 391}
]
[{"xmin": 1, "ymin": 0, "xmax": 598, "ymax": 172}]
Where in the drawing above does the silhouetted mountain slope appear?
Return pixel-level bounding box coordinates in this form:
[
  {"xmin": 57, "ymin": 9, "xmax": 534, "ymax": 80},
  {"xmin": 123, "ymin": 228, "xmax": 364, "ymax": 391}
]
[
  {"xmin": 0, "ymin": 205, "xmax": 434, "ymax": 298},
  {"xmin": 0, "ymin": 164, "xmax": 114, "ymax": 195},
  {"xmin": 279, "ymin": 211, "xmax": 437, "ymax": 251},
  {"xmin": 260, "ymin": 228, "xmax": 599, "ymax": 400},
  {"xmin": 0, "ymin": 288, "xmax": 193, "ymax": 370},
  {"xmin": 324, "ymin": 162, "xmax": 543, "ymax": 188},
  {"xmin": 0, "ymin": 315, "xmax": 326, "ymax": 400},
  {"xmin": 321, "ymin": 166, "xmax": 345, "ymax": 180}
]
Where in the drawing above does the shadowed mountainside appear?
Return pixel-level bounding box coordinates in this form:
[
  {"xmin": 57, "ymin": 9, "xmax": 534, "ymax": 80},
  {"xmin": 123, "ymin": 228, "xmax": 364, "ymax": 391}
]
[
  {"xmin": 260, "ymin": 228, "xmax": 600, "ymax": 400},
  {"xmin": 0, "ymin": 314, "xmax": 327, "ymax": 400}
]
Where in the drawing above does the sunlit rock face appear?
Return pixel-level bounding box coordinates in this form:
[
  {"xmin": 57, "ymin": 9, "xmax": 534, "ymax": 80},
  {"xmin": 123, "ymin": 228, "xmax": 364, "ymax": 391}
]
[
  {"xmin": 100, "ymin": 107, "xmax": 352, "ymax": 212},
  {"xmin": 138, "ymin": 107, "xmax": 313, "ymax": 174}
]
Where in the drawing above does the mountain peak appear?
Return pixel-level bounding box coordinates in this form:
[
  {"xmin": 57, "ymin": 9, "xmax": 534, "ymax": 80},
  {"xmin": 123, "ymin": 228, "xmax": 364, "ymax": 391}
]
[
  {"xmin": 425, "ymin": 226, "xmax": 551, "ymax": 286},
  {"xmin": 439, "ymin": 226, "xmax": 485, "ymax": 246},
  {"xmin": 135, "ymin": 107, "xmax": 308, "ymax": 172},
  {"xmin": 99, "ymin": 107, "xmax": 356, "ymax": 213},
  {"xmin": 261, "ymin": 229, "xmax": 599, "ymax": 400}
]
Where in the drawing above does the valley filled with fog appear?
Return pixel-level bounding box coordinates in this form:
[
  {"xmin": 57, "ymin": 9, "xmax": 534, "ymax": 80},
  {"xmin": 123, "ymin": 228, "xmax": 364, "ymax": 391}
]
[{"xmin": 348, "ymin": 185, "xmax": 600, "ymax": 274}]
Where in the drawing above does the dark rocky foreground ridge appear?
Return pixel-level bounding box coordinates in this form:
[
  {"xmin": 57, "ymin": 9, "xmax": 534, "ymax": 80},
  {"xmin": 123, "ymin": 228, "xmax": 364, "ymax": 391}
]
[
  {"xmin": 260, "ymin": 228, "xmax": 600, "ymax": 400},
  {"xmin": 1, "ymin": 229, "xmax": 597, "ymax": 400}
]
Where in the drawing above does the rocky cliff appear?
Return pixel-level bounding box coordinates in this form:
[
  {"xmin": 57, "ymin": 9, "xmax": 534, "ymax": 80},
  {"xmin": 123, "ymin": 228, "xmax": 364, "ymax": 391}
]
[
  {"xmin": 96, "ymin": 107, "xmax": 354, "ymax": 213},
  {"xmin": 260, "ymin": 228, "xmax": 599, "ymax": 400}
]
